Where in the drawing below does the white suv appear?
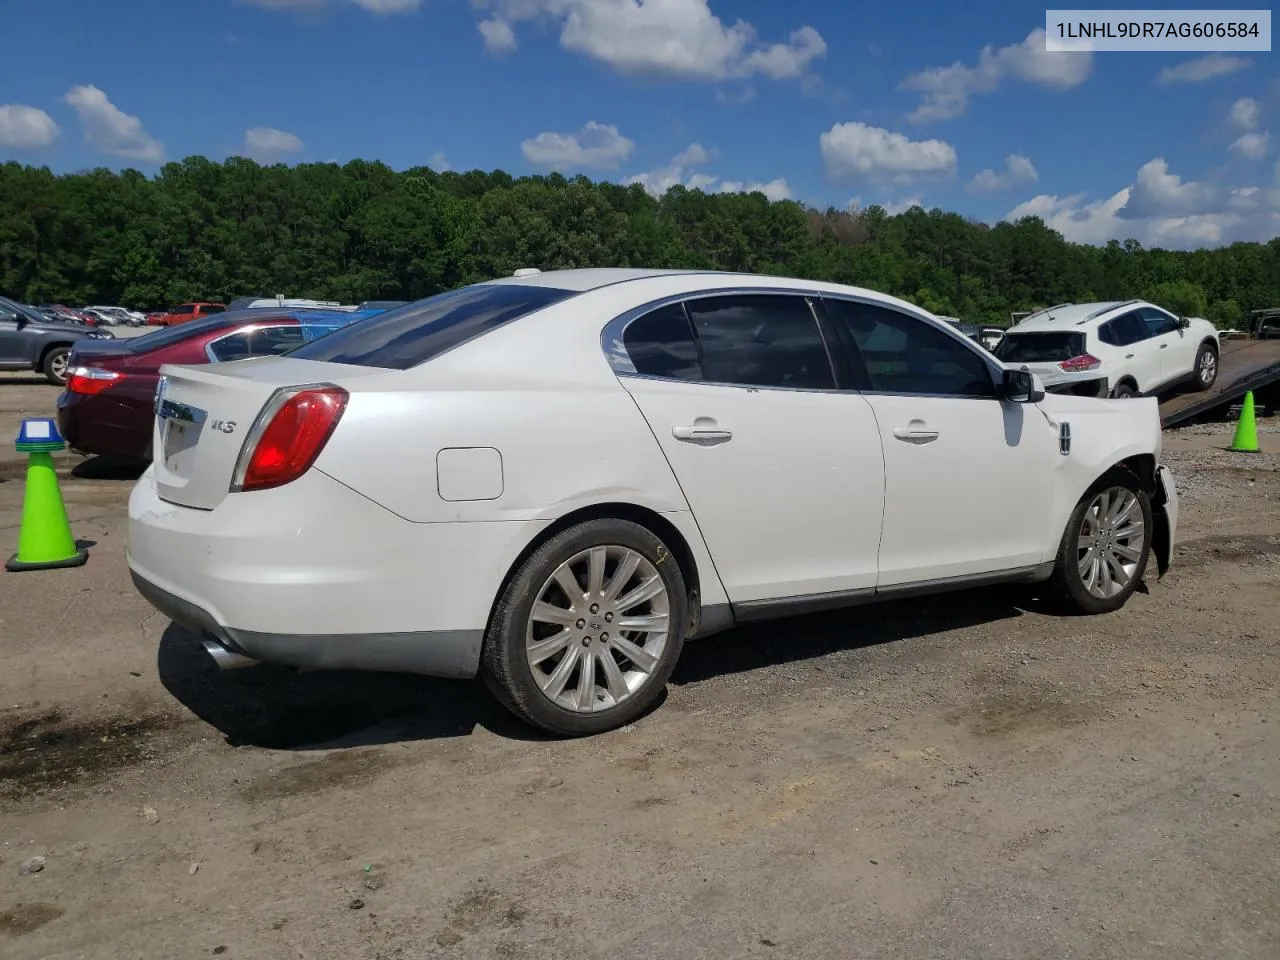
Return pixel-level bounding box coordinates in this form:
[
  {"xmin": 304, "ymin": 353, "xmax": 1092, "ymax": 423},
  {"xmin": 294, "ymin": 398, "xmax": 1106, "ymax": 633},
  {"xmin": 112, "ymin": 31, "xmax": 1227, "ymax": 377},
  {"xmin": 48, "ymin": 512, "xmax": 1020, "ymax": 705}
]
[{"xmin": 995, "ymin": 300, "xmax": 1220, "ymax": 399}]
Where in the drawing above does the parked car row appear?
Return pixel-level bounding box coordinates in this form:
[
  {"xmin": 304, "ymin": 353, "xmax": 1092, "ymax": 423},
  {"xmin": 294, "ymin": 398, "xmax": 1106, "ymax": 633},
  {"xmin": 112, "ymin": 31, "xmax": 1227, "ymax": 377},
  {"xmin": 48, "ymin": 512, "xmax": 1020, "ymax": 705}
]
[
  {"xmin": 1, "ymin": 296, "xmax": 117, "ymax": 384},
  {"xmin": 56, "ymin": 305, "xmax": 390, "ymax": 461}
]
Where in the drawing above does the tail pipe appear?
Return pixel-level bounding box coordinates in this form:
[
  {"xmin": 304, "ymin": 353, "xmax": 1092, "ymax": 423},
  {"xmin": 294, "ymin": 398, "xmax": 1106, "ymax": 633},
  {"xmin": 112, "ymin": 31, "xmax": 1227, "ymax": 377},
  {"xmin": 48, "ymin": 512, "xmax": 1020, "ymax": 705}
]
[{"xmin": 202, "ymin": 637, "xmax": 258, "ymax": 670}]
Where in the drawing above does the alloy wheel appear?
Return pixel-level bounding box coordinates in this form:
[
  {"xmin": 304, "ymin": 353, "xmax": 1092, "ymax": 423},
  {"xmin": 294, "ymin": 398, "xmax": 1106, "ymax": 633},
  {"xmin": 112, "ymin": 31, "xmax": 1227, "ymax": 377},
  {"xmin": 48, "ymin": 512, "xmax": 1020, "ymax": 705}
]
[
  {"xmin": 1076, "ymin": 486, "xmax": 1146, "ymax": 599},
  {"xmin": 525, "ymin": 545, "xmax": 672, "ymax": 713},
  {"xmin": 1199, "ymin": 350, "xmax": 1217, "ymax": 384},
  {"xmin": 50, "ymin": 352, "xmax": 69, "ymax": 381}
]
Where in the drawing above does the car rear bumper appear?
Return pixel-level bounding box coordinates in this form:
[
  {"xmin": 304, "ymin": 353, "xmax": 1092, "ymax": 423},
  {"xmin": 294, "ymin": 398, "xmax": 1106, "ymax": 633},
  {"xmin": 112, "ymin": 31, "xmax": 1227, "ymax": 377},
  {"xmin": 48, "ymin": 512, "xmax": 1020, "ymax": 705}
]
[
  {"xmin": 56, "ymin": 390, "xmax": 152, "ymax": 460},
  {"xmin": 127, "ymin": 465, "xmax": 541, "ymax": 678}
]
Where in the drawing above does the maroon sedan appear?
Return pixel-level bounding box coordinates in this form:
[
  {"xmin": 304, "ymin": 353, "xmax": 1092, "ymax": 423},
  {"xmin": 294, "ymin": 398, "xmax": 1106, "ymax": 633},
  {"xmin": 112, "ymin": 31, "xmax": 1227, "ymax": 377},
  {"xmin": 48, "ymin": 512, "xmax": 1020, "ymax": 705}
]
[{"xmin": 55, "ymin": 308, "xmax": 362, "ymax": 461}]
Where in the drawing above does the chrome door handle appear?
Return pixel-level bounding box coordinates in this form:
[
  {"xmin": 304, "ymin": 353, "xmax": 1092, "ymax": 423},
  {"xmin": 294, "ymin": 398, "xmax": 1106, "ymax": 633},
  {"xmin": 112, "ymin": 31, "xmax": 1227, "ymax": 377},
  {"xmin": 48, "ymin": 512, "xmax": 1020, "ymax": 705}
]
[
  {"xmin": 892, "ymin": 425, "xmax": 939, "ymax": 443},
  {"xmin": 673, "ymin": 425, "xmax": 732, "ymax": 442}
]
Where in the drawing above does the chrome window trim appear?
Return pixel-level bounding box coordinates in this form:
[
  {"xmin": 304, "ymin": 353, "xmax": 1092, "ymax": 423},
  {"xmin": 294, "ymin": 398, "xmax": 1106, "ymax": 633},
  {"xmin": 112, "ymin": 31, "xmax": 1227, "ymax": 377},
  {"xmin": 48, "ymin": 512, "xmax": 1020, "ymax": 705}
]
[{"xmin": 600, "ymin": 285, "xmax": 1006, "ymax": 401}]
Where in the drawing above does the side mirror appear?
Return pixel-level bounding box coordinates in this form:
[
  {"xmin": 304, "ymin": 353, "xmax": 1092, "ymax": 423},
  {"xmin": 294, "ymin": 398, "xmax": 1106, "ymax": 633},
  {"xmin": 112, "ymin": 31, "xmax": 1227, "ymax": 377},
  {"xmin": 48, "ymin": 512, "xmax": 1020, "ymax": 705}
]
[
  {"xmin": 1177, "ymin": 317, "xmax": 1191, "ymax": 329},
  {"xmin": 1002, "ymin": 367, "xmax": 1045, "ymax": 403}
]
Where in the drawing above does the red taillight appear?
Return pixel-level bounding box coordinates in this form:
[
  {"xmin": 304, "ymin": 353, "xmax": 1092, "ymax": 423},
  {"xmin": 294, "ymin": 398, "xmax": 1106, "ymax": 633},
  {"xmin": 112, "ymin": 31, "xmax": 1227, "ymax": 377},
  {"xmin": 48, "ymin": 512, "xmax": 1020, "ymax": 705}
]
[
  {"xmin": 66, "ymin": 366, "xmax": 123, "ymax": 395},
  {"xmin": 234, "ymin": 386, "xmax": 348, "ymax": 492},
  {"xmin": 1059, "ymin": 353, "xmax": 1101, "ymax": 372}
]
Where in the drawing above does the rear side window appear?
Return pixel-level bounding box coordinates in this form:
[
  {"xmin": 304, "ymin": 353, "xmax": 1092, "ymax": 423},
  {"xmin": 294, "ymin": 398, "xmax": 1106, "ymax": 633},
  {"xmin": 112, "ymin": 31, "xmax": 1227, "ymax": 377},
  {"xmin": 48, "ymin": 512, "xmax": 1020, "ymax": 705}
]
[
  {"xmin": 288, "ymin": 283, "xmax": 577, "ymax": 370},
  {"xmin": 623, "ymin": 303, "xmax": 703, "ymax": 380},
  {"xmin": 172, "ymin": 304, "xmax": 195, "ymax": 315},
  {"xmin": 684, "ymin": 294, "xmax": 835, "ymax": 390},
  {"xmin": 202, "ymin": 304, "xmax": 227, "ymax": 315},
  {"xmin": 995, "ymin": 332, "xmax": 1085, "ymax": 363}
]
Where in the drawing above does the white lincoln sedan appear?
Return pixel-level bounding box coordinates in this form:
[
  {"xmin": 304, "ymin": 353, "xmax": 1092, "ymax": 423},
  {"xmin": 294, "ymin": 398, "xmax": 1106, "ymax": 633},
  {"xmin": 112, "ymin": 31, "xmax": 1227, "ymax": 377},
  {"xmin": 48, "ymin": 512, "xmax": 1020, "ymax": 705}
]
[{"xmin": 128, "ymin": 269, "xmax": 1178, "ymax": 736}]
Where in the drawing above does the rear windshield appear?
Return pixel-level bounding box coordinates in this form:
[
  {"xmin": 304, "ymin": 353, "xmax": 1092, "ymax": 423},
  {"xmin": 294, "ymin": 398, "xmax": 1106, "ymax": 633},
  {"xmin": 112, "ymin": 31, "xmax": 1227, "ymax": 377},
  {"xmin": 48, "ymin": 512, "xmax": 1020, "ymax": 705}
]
[
  {"xmin": 995, "ymin": 332, "xmax": 1084, "ymax": 363},
  {"xmin": 123, "ymin": 313, "xmax": 236, "ymax": 352},
  {"xmin": 287, "ymin": 282, "xmax": 577, "ymax": 370}
]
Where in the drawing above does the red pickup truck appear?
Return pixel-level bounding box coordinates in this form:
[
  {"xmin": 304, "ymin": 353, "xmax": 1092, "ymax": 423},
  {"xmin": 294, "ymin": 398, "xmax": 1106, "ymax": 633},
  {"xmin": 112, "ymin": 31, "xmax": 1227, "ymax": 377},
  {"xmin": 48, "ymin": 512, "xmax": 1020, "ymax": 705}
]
[{"xmin": 147, "ymin": 302, "xmax": 227, "ymax": 326}]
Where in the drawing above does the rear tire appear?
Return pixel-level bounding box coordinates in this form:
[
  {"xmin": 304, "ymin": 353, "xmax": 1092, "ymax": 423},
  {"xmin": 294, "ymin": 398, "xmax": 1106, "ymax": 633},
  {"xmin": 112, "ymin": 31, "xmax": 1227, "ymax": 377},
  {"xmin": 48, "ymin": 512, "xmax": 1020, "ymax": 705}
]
[
  {"xmin": 481, "ymin": 518, "xmax": 688, "ymax": 737},
  {"xmin": 1110, "ymin": 381, "xmax": 1137, "ymax": 399},
  {"xmin": 1192, "ymin": 342, "xmax": 1218, "ymax": 391},
  {"xmin": 42, "ymin": 346, "xmax": 71, "ymax": 386},
  {"xmin": 1047, "ymin": 468, "xmax": 1152, "ymax": 615}
]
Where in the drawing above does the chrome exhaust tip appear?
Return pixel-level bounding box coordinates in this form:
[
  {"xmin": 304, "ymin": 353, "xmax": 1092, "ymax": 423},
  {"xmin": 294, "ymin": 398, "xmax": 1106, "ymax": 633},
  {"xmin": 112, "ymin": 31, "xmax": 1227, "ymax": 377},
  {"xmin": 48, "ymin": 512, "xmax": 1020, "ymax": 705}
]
[{"xmin": 202, "ymin": 637, "xmax": 258, "ymax": 670}]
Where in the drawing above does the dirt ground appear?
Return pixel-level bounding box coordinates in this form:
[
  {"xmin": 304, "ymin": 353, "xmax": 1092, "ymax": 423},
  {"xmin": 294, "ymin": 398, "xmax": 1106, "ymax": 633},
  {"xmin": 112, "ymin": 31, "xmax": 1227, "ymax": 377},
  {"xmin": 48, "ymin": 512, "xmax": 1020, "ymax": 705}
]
[{"xmin": 1, "ymin": 376, "xmax": 1277, "ymax": 960}]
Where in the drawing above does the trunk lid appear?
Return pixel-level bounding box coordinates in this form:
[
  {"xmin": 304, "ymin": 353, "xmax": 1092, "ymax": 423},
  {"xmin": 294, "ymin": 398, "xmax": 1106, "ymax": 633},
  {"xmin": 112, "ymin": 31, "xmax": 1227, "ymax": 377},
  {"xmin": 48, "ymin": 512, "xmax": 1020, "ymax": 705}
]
[
  {"xmin": 68, "ymin": 338, "xmax": 136, "ymax": 367},
  {"xmin": 152, "ymin": 356, "xmax": 383, "ymax": 510}
]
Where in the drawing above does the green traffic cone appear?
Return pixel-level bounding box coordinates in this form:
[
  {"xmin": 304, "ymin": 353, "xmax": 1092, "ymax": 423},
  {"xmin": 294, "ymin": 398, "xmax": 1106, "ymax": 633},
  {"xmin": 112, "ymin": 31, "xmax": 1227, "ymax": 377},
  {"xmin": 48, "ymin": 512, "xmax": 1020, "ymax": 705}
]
[
  {"xmin": 5, "ymin": 418, "xmax": 88, "ymax": 572},
  {"xmin": 1227, "ymin": 391, "xmax": 1260, "ymax": 454}
]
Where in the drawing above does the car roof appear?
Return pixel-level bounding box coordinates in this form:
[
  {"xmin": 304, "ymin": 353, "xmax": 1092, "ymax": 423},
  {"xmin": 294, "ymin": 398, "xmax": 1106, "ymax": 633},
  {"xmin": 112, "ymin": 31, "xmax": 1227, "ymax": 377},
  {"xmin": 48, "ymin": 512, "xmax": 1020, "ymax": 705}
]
[
  {"xmin": 1008, "ymin": 301, "xmax": 1148, "ymax": 332},
  {"xmin": 482, "ymin": 268, "xmax": 938, "ymax": 318}
]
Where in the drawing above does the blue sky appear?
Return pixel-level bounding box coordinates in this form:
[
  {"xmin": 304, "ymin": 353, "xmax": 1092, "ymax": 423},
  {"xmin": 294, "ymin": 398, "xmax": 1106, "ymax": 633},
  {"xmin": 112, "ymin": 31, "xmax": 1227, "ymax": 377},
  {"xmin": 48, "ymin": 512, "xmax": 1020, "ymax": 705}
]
[{"xmin": 1, "ymin": 0, "xmax": 1276, "ymax": 249}]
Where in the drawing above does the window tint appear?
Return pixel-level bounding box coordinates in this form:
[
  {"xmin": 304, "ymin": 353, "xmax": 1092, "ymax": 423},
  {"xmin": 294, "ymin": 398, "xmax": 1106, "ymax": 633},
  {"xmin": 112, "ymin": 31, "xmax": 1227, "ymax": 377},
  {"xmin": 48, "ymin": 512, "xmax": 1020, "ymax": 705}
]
[
  {"xmin": 1139, "ymin": 306, "xmax": 1178, "ymax": 336},
  {"xmin": 683, "ymin": 294, "xmax": 834, "ymax": 390},
  {"xmin": 1108, "ymin": 311, "xmax": 1148, "ymax": 346},
  {"xmin": 288, "ymin": 282, "xmax": 576, "ymax": 370},
  {"xmin": 253, "ymin": 325, "xmax": 307, "ymax": 355},
  {"xmin": 207, "ymin": 332, "xmax": 254, "ymax": 362},
  {"xmin": 994, "ymin": 331, "xmax": 1084, "ymax": 363},
  {"xmin": 622, "ymin": 303, "xmax": 702, "ymax": 380},
  {"xmin": 826, "ymin": 299, "xmax": 997, "ymax": 397}
]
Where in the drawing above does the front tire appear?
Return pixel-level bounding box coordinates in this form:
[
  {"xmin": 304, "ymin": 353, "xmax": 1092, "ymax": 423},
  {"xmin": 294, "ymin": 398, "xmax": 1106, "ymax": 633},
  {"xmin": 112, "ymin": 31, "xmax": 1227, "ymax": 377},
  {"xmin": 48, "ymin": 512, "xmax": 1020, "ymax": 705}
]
[
  {"xmin": 42, "ymin": 346, "xmax": 71, "ymax": 386},
  {"xmin": 1193, "ymin": 342, "xmax": 1218, "ymax": 391},
  {"xmin": 1047, "ymin": 468, "xmax": 1152, "ymax": 615},
  {"xmin": 481, "ymin": 519, "xmax": 688, "ymax": 736}
]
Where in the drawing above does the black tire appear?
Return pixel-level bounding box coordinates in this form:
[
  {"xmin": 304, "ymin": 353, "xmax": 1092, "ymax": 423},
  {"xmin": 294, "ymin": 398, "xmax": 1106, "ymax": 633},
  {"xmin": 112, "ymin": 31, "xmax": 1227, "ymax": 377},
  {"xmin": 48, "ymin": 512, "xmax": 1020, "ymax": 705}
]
[
  {"xmin": 1047, "ymin": 468, "xmax": 1153, "ymax": 615},
  {"xmin": 1192, "ymin": 342, "xmax": 1218, "ymax": 392},
  {"xmin": 481, "ymin": 518, "xmax": 688, "ymax": 737},
  {"xmin": 42, "ymin": 346, "xmax": 72, "ymax": 386},
  {"xmin": 1110, "ymin": 381, "xmax": 1138, "ymax": 399}
]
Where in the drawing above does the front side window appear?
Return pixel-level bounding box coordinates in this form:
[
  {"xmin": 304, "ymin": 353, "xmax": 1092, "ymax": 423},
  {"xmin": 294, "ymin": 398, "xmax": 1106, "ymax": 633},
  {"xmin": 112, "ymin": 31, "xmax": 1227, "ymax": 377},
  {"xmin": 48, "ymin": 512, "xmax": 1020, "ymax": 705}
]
[
  {"xmin": 172, "ymin": 304, "xmax": 195, "ymax": 315},
  {"xmin": 1139, "ymin": 306, "xmax": 1178, "ymax": 337},
  {"xmin": 288, "ymin": 282, "xmax": 577, "ymax": 370},
  {"xmin": 683, "ymin": 294, "xmax": 835, "ymax": 390},
  {"xmin": 827, "ymin": 298, "xmax": 997, "ymax": 398}
]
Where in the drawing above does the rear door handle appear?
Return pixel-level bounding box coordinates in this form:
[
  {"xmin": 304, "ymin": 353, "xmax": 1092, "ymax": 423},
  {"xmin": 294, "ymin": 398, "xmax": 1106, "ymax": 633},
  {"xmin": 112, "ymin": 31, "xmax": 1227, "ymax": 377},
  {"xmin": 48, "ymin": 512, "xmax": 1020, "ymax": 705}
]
[
  {"xmin": 672, "ymin": 423, "xmax": 732, "ymax": 443},
  {"xmin": 1125, "ymin": 353, "xmax": 1135, "ymax": 358},
  {"xmin": 1160, "ymin": 343, "xmax": 1168, "ymax": 349},
  {"xmin": 893, "ymin": 424, "xmax": 939, "ymax": 443}
]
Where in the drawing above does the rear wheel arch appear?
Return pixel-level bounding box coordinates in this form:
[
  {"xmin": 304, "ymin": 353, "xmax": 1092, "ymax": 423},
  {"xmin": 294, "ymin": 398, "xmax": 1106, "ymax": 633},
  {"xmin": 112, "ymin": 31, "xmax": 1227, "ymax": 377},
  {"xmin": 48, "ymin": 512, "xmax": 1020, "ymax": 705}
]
[{"xmin": 486, "ymin": 502, "xmax": 703, "ymax": 641}]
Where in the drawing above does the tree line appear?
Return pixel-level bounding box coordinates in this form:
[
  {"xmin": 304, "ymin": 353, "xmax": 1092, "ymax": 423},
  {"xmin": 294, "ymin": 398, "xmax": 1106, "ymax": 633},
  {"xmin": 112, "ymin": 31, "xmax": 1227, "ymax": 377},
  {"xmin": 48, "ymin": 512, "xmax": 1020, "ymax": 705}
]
[{"xmin": 1, "ymin": 156, "xmax": 1276, "ymax": 329}]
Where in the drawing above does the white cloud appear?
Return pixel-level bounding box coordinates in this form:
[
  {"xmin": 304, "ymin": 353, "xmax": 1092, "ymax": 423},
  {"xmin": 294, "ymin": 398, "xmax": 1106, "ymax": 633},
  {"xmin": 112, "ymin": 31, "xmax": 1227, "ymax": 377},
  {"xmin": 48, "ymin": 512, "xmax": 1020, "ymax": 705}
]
[
  {"xmin": 1005, "ymin": 158, "xmax": 1280, "ymax": 249},
  {"xmin": 718, "ymin": 177, "xmax": 791, "ymax": 201},
  {"xmin": 521, "ymin": 120, "xmax": 634, "ymax": 170},
  {"xmin": 819, "ymin": 122, "xmax": 957, "ymax": 184},
  {"xmin": 966, "ymin": 153, "xmax": 1037, "ymax": 194},
  {"xmin": 1231, "ymin": 131, "xmax": 1271, "ymax": 160},
  {"xmin": 243, "ymin": 0, "xmax": 420, "ymax": 11},
  {"xmin": 673, "ymin": 142, "xmax": 710, "ymax": 166},
  {"xmin": 63, "ymin": 85, "xmax": 164, "ymax": 162},
  {"xmin": 901, "ymin": 29, "xmax": 1091, "ymax": 122},
  {"xmin": 1156, "ymin": 53, "xmax": 1252, "ymax": 85},
  {"xmin": 240, "ymin": 127, "xmax": 304, "ymax": 163},
  {"xmin": 478, "ymin": 16, "xmax": 517, "ymax": 53},
  {"xmin": 429, "ymin": 151, "xmax": 450, "ymax": 171},
  {"xmin": 849, "ymin": 194, "xmax": 925, "ymax": 215},
  {"xmin": 470, "ymin": 0, "xmax": 825, "ymax": 81},
  {"xmin": 0, "ymin": 104, "xmax": 60, "ymax": 149},
  {"xmin": 1229, "ymin": 97, "xmax": 1261, "ymax": 130},
  {"xmin": 623, "ymin": 144, "xmax": 787, "ymax": 200}
]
